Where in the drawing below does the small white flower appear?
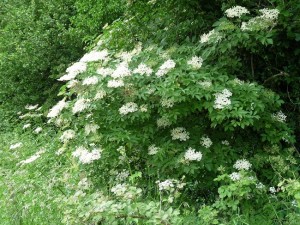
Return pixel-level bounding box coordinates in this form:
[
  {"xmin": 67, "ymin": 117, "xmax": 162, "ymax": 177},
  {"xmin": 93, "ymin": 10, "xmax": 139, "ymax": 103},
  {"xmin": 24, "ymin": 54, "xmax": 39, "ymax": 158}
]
[
  {"xmin": 47, "ymin": 99, "xmax": 68, "ymax": 118},
  {"xmin": 10, "ymin": 142, "xmax": 22, "ymax": 150},
  {"xmin": 117, "ymin": 51, "xmax": 133, "ymax": 62},
  {"xmin": 221, "ymin": 140, "xmax": 230, "ymax": 146},
  {"xmin": 82, "ymin": 76, "xmax": 99, "ymax": 85},
  {"xmin": 58, "ymin": 62, "xmax": 87, "ymax": 81},
  {"xmin": 225, "ymin": 6, "xmax": 250, "ymax": 18},
  {"xmin": 229, "ymin": 172, "xmax": 241, "ymax": 181},
  {"xmin": 187, "ymin": 56, "xmax": 203, "ymax": 69},
  {"xmin": 119, "ymin": 102, "xmax": 138, "ymax": 115},
  {"xmin": 256, "ymin": 182, "xmax": 265, "ymax": 189},
  {"xmin": 107, "ymin": 79, "xmax": 124, "ymax": 88},
  {"xmin": 23, "ymin": 124, "xmax": 31, "ymax": 129},
  {"xmin": 214, "ymin": 89, "xmax": 232, "ymax": 109},
  {"xmin": 156, "ymin": 180, "xmax": 174, "ymax": 191},
  {"xmin": 111, "ymin": 184, "xmax": 127, "ymax": 196},
  {"xmin": 85, "ymin": 124, "xmax": 99, "ymax": 135},
  {"xmin": 200, "ymin": 136, "xmax": 213, "ymax": 148},
  {"xmin": 133, "ymin": 63, "xmax": 153, "ymax": 76},
  {"xmin": 269, "ymin": 186, "xmax": 277, "ymax": 194},
  {"xmin": 19, "ymin": 149, "xmax": 45, "ymax": 166},
  {"xmin": 55, "ymin": 148, "xmax": 65, "ymax": 155},
  {"xmin": 96, "ymin": 67, "xmax": 114, "ymax": 77},
  {"xmin": 20, "ymin": 155, "xmax": 40, "ymax": 165},
  {"xmin": 72, "ymin": 146, "xmax": 102, "ymax": 164},
  {"xmin": 67, "ymin": 79, "xmax": 79, "ymax": 88},
  {"xmin": 72, "ymin": 98, "xmax": 90, "ymax": 114},
  {"xmin": 139, "ymin": 104, "xmax": 148, "ymax": 112},
  {"xmin": 233, "ymin": 159, "xmax": 252, "ymax": 171},
  {"xmin": 184, "ymin": 147, "xmax": 202, "ymax": 161},
  {"xmin": 200, "ymin": 29, "xmax": 221, "ymax": 44},
  {"xmin": 80, "ymin": 50, "xmax": 109, "ymax": 62},
  {"xmin": 116, "ymin": 170, "xmax": 130, "ymax": 182},
  {"xmin": 148, "ymin": 145, "xmax": 159, "ymax": 155},
  {"xmin": 94, "ymin": 90, "xmax": 107, "ymax": 100},
  {"xmin": 171, "ymin": 127, "xmax": 190, "ymax": 141},
  {"xmin": 34, "ymin": 127, "xmax": 43, "ymax": 134},
  {"xmin": 198, "ymin": 81, "xmax": 212, "ymax": 88},
  {"xmin": 59, "ymin": 130, "xmax": 75, "ymax": 142},
  {"xmin": 161, "ymin": 98, "xmax": 174, "ymax": 108},
  {"xmin": 272, "ymin": 111, "xmax": 287, "ymax": 123},
  {"xmin": 111, "ymin": 62, "xmax": 131, "ymax": 78},
  {"xmin": 25, "ymin": 104, "xmax": 39, "ymax": 110},
  {"xmin": 259, "ymin": 8, "xmax": 280, "ymax": 20},
  {"xmin": 156, "ymin": 59, "xmax": 176, "ymax": 77},
  {"xmin": 157, "ymin": 117, "xmax": 171, "ymax": 128}
]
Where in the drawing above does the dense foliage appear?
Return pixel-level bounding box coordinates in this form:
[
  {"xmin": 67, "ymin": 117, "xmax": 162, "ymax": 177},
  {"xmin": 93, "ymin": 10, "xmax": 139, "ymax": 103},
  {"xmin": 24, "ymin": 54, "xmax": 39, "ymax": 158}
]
[{"xmin": 0, "ymin": 0, "xmax": 299, "ymax": 224}]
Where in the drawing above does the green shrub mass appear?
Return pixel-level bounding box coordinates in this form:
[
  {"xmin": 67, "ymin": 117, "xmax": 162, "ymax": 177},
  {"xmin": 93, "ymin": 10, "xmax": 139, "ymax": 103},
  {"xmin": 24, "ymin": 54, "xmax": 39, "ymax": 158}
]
[{"xmin": 0, "ymin": 0, "xmax": 300, "ymax": 224}]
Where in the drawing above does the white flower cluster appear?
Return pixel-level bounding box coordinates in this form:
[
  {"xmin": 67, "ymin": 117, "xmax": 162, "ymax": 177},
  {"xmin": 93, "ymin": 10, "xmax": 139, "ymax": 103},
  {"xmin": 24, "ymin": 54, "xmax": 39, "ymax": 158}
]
[
  {"xmin": 111, "ymin": 184, "xmax": 142, "ymax": 199},
  {"xmin": 272, "ymin": 111, "xmax": 287, "ymax": 123},
  {"xmin": 94, "ymin": 90, "xmax": 107, "ymax": 100},
  {"xmin": 133, "ymin": 63, "xmax": 153, "ymax": 76},
  {"xmin": 85, "ymin": 123, "xmax": 99, "ymax": 135},
  {"xmin": 184, "ymin": 147, "xmax": 202, "ymax": 161},
  {"xmin": 25, "ymin": 104, "xmax": 39, "ymax": 110},
  {"xmin": 200, "ymin": 29, "xmax": 221, "ymax": 44},
  {"xmin": 47, "ymin": 99, "xmax": 68, "ymax": 118},
  {"xmin": 241, "ymin": 8, "xmax": 279, "ymax": 31},
  {"xmin": 34, "ymin": 127, "xmax": 43, "ymax": 134},
  {"xmin": 23, "ymin": 123, "xmax": 31, "ymax": 129},
  {"xmin": 256, "ymin": 182, "xmax": 265, "ymax": 189},
  {"xmin": 111, "ymin": 183, "xmax": 127, "ymax": 196},
  {"xmin": 55, "ymin": 147, "xmax": 65, "ymax": 155},
  {"xmin": 187, "ymin": 56, "xmax": 203, "ymax": 69},
  {"xmin": 214, "ymin": 89, "xmax": 232, "ymax": 109},
  {"xmin": 82, "ymin": 76, "xmax": 99, "ymax": 85},
  {"xmin": 156, "ymin": 180, "xmax": 173, "ymax": 191},
  {"xmin": 116, "ymin": 170, "xmax": 130, "ymax": 182},
  {"xmin": 156, "ymin": 59, "xmax": 176, "ymax": 77},
  {"xmin": 233, "ymin": 159, "xmax": 252, "ymax": 170},
  {"xmin": 161, "ymin": 98, "xmax": 174, "ymax": 108},
  {"xmin": 156, "ymin": 179, "xmax": 186, "ymax": 191},
  {"xmin": 112, "ymin": 62, "xmax": 131, "ymax": 78},
  {"xmin": 119, "ymin": 102, "xmax": 138, "ymax": 115},
  {"xmin": 67, "ymin": 79, "xmax": 78, "ymax": 88},
  {"xmin": 229, "ymin": 172, "xmax": 241, "ymax": 181},
  {"xmin": 139, "ymin": 104, "xmax": 148, "ymax": 112},
  {"xmin": 117, "ymin": 51, "xmax": 133, "ymax": 62},
  {"xmin": 232, "ymin": 78, "xmax": 244, "ymax": 85},
  {"xmin": 225, "ymin": 6, "xmax": 249, "ymax": 18},
  {"xmin": 200, "ymin": 136, "xmax": 213, "ymax": 148},
  {"xmin": 72, "ymin": 146, "xmax": 102, "ymax": 164},
  {"xmin": 58, "ymin": 62, "xmax": 87, "ymax": 81},
  {"xmin": 221, "ymin": 140, "xmax": 230, "ymax": 146},
  {"xmin": 10, "ymin": 142, "xmax": 22, "ymax": 150},
  {"xmin": 107, "ymin": 79, "xmax": 124, "ymax": 88},
  {"xmin": 19, "ymin": 149, "xmax": 45, "ymax": 166},
  {"xmin": 96, "ymin": 67, "xmax": 114, "ymax": 77},
  {"xmin": 157, "ymin": 117, "xmax": 171, "ymax": 128},
  {"xmin": 259, "ymin": 8, "xmax": 280, "ymax": 20},
  {"xmin": 72, "ymin": 98, "xmax": 90, "ymax": 114},
  {"xmin": 269, "ymin": 186, "xmax": 277, "ymax": 194},
  {"xmin": 198, "ymin": 81, "xmax": 212, "ymax": 88},
  {"xmin": 59, "ymin": 129, "xmax": 75, "ymax": 142},
  {"xmin": 78, "ymin": 178, "xmax": 90, "ymax": 190},
  {"xmin": 171, "ymin": 127, "xmax": 190, "ymax": 141},
  {"xmin": 80, "ymin": 49, "xmax": 109, "ymax": 62},
  {"xmin": 148, "ymin": 145, "xmax": 159, "ymax": 155}
]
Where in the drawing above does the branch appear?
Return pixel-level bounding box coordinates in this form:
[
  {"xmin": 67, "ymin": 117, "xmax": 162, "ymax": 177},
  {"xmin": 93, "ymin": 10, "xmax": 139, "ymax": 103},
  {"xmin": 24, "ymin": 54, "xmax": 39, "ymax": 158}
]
[{"xmin": 263, "ymin": 72, "xmax": 289, "ymax": 85}]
